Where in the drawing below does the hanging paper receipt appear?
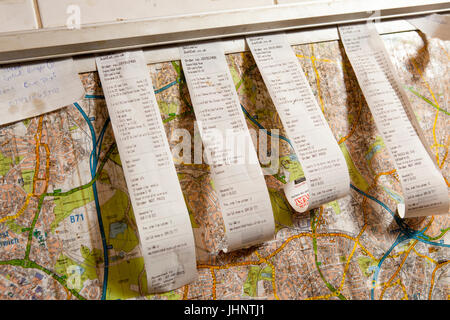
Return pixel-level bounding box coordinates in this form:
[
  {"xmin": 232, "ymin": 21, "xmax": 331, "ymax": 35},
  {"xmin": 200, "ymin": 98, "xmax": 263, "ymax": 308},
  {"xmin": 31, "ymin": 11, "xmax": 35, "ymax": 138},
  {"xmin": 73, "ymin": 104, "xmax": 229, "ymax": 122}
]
[
  {"xmin": 0, "ymin": 58, "xmax": 84, "ymax": 126},
  {"xmin": 96, "ymin": 50, "xmax": 197, "ymax": 292},
  {"xmin": 180, "ymin": 42, "xmax": 275, "ymax": 252},
  {"xmin": 246, "ymin": 33, "xmax": 350, "ymax": 213},
  {"xmin": 338, "ymin": 23, "xmax": 449, "ymax": 218}
]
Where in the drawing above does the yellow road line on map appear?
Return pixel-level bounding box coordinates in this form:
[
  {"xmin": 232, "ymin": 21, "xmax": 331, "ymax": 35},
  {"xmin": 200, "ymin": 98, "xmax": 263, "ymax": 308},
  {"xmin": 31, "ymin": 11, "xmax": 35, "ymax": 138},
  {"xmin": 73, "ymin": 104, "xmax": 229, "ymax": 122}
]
[
  {"xmin": 183, "ymin": 285, "xmax": 189, "ymax": 300},
  {"xmin": 379, "ymin": 239, "xmax": 418, "ymax": 300},
  {"xmin": 309, "ymin": 45, "xmax": 325, "ymax": 113},
  {"xmin": 198, "ymin": 232, "xmax": 377, "ymax": 300},
  {"xmin": 338, "ymin": 100, "xmax": 363, "ymax": 145},
  {"xmin": 412, "ymin": 247, "xmax": 437, "ymax": 264},
  {"xmin": 0, "ymin": 116, "xmax": 46, "ymax": 224},
  {"xmin": 295, "ymin": 54, "xmax": 338, "ymax": 65},
  {"xmin": 381, "ymin": 278, "xmax": 408, "ymax": 300},
  {"xmin": 410, "ymin": 57, "xmax": 443, "ymax": 165},
  {"xmin": 0, "ymin": 115, "xmax": 52, "ymax": 225},
  {"xmin": 337, "ymin": 225, "xmax": 368, "ymax": 293},
  {"xmin": 198, "ymin": 232, "xmax": 377, "ymax": 299},
  {"xmin": 429, "ymin": 260, "xmax": 450, "ymax": 300},
  {"xmin": 399, "ymin": 279, "xmax": 409, "ymax": 300},
  {"xmin": 307, "ymin": 224, "xmax": 369, "ymax": 300},
  {"xmin": 0, "ymin": 194, "xmax": 32, "ymax": 224},
  {"xmin": 393, "ymin": 278, "xmax": 409, "ymax": 300}
]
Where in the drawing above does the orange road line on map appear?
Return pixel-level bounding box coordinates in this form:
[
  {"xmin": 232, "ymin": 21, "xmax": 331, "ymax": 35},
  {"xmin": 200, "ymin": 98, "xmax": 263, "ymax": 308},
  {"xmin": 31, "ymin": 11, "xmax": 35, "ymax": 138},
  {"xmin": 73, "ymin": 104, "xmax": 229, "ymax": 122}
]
[
  {"xmin": 389, "ymin": 278, "xmax": 409, "ymax": 300},
  {"xmin": 183, "ymin": 285, "xmax": 189, "ymax": 300},
  {"xmin": 380, "ymin": 278, "xmax": 408, "ymax": 300},
  {"xmin": 210, "ymin": 268, "xmax": 217, "ymax": 300},
  {"xmin": 0, "ymin": 116, "xmax": 47, "ymax": 224},
  {"xmin": 338, "ymin": 100, "xmax": 363, "ymax": 145},
  {"xmin": 197, "ymin": 232, "xmax": 377, "ymax": 300},
  {"xmin": 255, "ymin": 251, "xmax": 279, "ymax": 300},
  {"xmin": 31, "ymin": 117, "xmax": 50, "ymax": 197},
  {"xmin": 444, "ymin": 176, "xmax": 450, "ymax": 188},
  {"xmin": 32, "ymin": 116, "xmax": 44, "ymax": 195},
  {"xmin": 41, "ymin": 143, "xmax": 50, "ymax": 194},
  {"xmin": 379, "ymin": 239, "xmax": 418, "ymax": 300},
  {"xmin": 62, "ymin": 285, "xmax": 72, "ymax": 300},
  {"xmin": 410, "ymin": 57, "xmax": 443, "ymax": 166},
  {"xmin": 197, "ymin": 232, "xmax": 376, "ymax": 271},
  {"xmin": 373, "ymin": 170, "xmax": 397, "ymax": 184},
  {"xmin": 198, "ymin": 215, "xmax": 378, "ymax": 300},
  {"xmin": 428, "ymin": 260, "xmax": 450, "ymax": 300}
]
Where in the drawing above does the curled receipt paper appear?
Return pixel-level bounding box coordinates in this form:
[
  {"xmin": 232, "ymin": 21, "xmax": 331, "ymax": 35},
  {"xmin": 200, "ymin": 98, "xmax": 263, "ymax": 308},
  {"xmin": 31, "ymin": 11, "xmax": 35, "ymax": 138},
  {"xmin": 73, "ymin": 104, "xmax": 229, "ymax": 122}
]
[
  {"xmin": 96, "ymin": 50, "xmax": 197, "ymax": 292},
  {"xmin": 338, "ymin": 23, "xmax": 449, "ymax": 218},
  {"xmin": 180, "ymin": 42, "xmax": 275, "ymax": 252},
  {"xmin": 246, "ymin": 33, "xmax": 350, "ymax": 213}
]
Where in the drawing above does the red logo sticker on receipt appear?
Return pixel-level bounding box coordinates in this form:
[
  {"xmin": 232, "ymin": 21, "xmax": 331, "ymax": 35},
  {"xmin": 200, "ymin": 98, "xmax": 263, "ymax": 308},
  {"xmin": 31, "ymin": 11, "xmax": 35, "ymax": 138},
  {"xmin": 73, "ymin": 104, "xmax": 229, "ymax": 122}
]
[{"xmin": 284, "ymin": 178, "xmax": 310, "ymax": 213}]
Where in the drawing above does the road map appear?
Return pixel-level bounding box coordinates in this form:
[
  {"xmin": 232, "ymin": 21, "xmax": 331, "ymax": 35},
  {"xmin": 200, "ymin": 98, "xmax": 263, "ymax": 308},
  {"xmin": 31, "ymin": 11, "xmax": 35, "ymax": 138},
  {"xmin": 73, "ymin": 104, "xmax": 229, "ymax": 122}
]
[{"xmin": 0, "ymin": 31, "xmax": 448, "ymax": 300}]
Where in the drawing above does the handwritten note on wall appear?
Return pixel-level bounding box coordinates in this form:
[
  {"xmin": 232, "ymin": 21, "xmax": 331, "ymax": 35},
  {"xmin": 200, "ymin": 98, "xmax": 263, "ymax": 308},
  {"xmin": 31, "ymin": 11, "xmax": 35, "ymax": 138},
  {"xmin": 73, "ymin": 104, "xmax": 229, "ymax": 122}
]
[{"xmin": 0, "ymin": 58, "xmax": 85, "ymax": 126}]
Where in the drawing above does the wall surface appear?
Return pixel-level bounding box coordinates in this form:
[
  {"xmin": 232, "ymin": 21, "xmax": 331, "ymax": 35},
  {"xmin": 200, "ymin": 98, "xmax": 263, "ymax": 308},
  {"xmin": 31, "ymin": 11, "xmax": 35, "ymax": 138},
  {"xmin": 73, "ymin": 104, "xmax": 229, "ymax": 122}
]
[{"xmin": 0, "ymin": 0, "xmax": 286, "ymax": 33}]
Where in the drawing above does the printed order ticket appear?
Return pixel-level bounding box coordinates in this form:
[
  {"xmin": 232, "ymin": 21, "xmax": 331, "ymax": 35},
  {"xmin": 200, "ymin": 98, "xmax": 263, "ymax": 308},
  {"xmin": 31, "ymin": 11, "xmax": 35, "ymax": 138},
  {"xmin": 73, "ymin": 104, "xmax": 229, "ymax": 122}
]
[
  {"xmin": 246, "ymin": 33, "xmax": 350, "ymax": 213},
  {"xmin": 96, "ymin": 50, "xmax": 197, "ymax": 292},
  {"xmin": 180, "ymin": 42, "xmax": 275, "ymax": 252},
  {"xmin": 339, "ymin": 23, "xmax": 449, "ymax": 218}
]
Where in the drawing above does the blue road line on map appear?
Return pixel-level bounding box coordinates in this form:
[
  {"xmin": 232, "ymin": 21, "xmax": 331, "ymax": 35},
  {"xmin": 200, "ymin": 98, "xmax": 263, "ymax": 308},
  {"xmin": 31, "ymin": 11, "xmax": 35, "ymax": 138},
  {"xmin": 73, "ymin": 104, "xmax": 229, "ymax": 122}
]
[
  {"xmin": 350, "ymin": 184, "xmax": 449, "ymax": 245},
  {"xmin": 240, "ymin": 104, "xmax": 294, "ymax": 149},
  {"xmin": 370, "ymin": 234, "xmax": 407, "ymax": 300},
  {"xmin": 350, "ymin": 184, "xmax": 411, "ymax": 233},
  {"xmin": 412, "ymin": 236, "xmax": 449, "ymax": 248},
  {"xmin": 96, "ymin": 118, "xmax": 111, "ymax": 160},
  {"xmin": 85, "ymin": 94, "xmax": 105, "ymax": 99},
  {"xmin": 369, "ymin": 223, "xmax": 448, "ymax": 300},
  {"xmin": 154, "ymin": 78, "xmax": 180, "ymax": 94},
  {"xmin": 350, "ymin": 184, "xmax": 395, "ymax": 215},
  {"xmin": 73, "ymin": 102, "xmax": 109, "ymax": 300}
]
